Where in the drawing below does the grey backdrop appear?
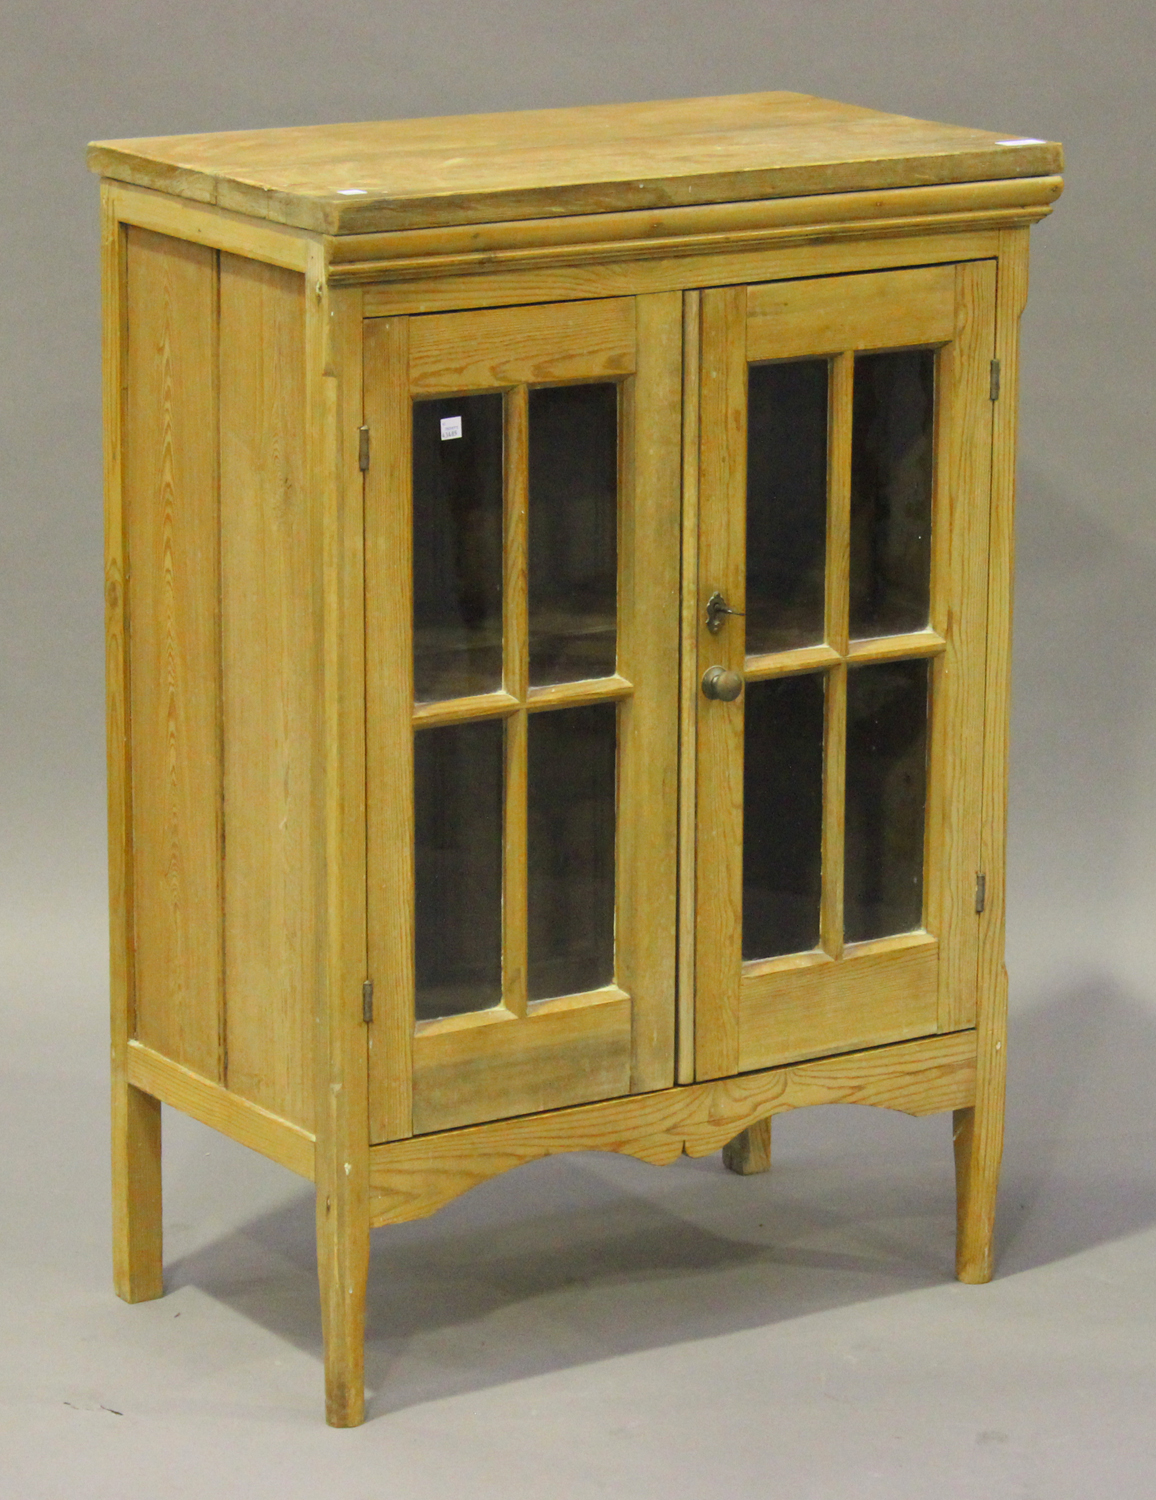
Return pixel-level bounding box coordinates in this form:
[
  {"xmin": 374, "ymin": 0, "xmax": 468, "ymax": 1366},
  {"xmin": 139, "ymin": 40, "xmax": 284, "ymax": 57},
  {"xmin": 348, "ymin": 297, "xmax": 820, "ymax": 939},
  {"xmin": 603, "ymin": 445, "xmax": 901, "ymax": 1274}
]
[{"xmin": 2, "ymin": 3, "xmax": 1154, "ymax": 1495}]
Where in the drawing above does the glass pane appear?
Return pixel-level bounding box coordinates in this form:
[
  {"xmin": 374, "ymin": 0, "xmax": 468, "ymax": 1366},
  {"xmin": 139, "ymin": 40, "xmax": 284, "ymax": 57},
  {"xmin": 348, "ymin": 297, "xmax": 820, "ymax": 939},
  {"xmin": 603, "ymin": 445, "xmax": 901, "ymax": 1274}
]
[
  {"xmin": 850, "ymin": 349, "xmax": 935, "ymax": 640},
  {"xmin": 412, "ymin": 392, "xmax": 504, "ymax": 702},
  {"xmin": 845, "ymin": 660, "xmax": 929, "ymax": 943},
  {"xmin": 742, "ymin": 673, "xmax": 825, "ymax": 961},
  {"xmin": 745, "ymin": 359, "xmax": 829, "ymax": 656},
  {"xmin": 529, "ymin": 382, "xmax": 618, "ymax": 685},
  {"xmin": 527, "ymin": 703, "xmax": 616, "ymax": 999},
  {"xmin": 414, "ymin": 720, "xmax": 503, "ymax": 1021}
]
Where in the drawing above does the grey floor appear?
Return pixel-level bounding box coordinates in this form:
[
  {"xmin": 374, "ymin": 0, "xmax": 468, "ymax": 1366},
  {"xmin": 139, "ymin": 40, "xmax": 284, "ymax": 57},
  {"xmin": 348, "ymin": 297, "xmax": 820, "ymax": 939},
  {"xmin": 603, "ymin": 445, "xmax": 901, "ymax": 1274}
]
[{"xmin": 3, "ymin": 899, "xmax": 1154, "ymax": 1499}]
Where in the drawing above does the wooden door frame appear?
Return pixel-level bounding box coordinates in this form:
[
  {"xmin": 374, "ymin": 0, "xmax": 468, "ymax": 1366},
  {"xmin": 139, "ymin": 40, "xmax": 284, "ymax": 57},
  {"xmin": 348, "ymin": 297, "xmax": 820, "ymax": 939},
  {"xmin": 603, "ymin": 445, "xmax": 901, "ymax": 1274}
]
[
  {"xmin": 363, "ymin": 293, "xmax": 682, "ymax": 1144},
  {"xmin": 689, "ymin": 261, "xmax": 998, "ymax": 1081}
]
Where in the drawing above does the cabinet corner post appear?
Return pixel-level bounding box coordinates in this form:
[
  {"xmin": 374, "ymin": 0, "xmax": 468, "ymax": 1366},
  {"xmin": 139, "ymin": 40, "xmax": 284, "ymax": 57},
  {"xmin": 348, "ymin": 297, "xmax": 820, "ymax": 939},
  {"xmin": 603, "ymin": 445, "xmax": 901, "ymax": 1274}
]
[
  {"xmin": 104, "ymin": 183, "xmax": 165, "ymax": 1305},
  {"xmin": 309, "ymin": 261, "xmax": 371, "ymax": 1426},
  {"xmin": 954, "ymin": 226, "xmax": 1029, "ymax": 1283}
]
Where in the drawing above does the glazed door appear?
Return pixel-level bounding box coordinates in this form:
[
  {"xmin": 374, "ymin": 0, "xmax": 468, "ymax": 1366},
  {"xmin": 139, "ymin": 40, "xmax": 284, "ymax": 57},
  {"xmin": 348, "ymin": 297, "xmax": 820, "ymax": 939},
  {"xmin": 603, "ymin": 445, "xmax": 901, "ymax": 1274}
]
[
  {"xmin": 365, "ymin": 294, "xmax": 682, "ymax": 1140},
  {"xmin": 693, "ymin": 263, "xmax": 996, "ymax": 1078}
]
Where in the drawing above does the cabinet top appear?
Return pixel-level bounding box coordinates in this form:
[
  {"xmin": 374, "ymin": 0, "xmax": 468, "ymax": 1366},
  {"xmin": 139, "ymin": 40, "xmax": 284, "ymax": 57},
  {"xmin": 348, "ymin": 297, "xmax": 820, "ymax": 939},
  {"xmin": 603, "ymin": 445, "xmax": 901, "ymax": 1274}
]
[{"xmin": 88, "ymin": 91, "xmax": 1062, "ymax": 236}]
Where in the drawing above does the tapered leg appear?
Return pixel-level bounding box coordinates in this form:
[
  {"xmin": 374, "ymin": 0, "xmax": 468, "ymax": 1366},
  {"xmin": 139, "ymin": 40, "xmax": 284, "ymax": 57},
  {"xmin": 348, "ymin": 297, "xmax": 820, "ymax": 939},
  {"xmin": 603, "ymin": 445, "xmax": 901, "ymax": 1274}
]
[
  {"xmin": 722, "ymin": 1117, "xmax": 772, "ymax": 1176},
  {"xmin": 954, "ymin": 970, "xmax": 1008, "ymax": 1282},
  {"xmin": 316, "ymin": 1183, "xmax": 369, "ymax": 1427},
  {"xmin": 111, "ymin": 1079, "xmax": 163, "ymax": 1302}
]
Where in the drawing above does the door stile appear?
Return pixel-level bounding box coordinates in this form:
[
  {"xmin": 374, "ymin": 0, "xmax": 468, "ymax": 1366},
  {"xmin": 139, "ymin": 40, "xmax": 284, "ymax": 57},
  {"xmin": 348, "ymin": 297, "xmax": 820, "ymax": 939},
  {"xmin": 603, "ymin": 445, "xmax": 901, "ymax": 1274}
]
[
  {"xmin": 618, "ymin": 289, "xmax": 682, "ymax": 1092},
  {"xmin": 694, "ymin": 285, "xmax": 748, "ymax": 1080},
  {"xmin": 933, "ymin": 260, "xmax": 997, "ymax": 1033},
  {"xmin": 364, "ymin": 315, "xmax": 416, "ymax": 1143},
  {"xmin": 677, "ymin": 290, "xmax": 702, "ymax": 1085},
  {"xmin": 502, "ymin": 386, "xmax": 530, "ymax": 1019},
  {"xmin": 823, "ymin": 351, "xmax": 854, "ymax": 657},
  {"xmin": 976, "ymin": 231, "xmax": 1028, "ymax": 1024},
  {"xmin": 310, "ymin": 272, "xmax": 370, "ymax": 1427},
  {"xmin": 820, "ymin": 351, "xmax": 853, "ymax": 962}
]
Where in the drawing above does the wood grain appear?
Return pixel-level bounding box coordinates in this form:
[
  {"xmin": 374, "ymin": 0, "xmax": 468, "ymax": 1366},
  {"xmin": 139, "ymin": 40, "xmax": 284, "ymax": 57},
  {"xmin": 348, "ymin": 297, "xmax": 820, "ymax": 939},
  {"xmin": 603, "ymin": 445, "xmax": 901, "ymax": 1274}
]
[
  {"xmin": 112, "ymin": 1085, "xmax": 163, "ymax": 1301},
  {"xmin": 124, "ymin": 226, "xmax": 223, "ymax": 1080},
  {"xmin": 501, "ymin": 386, "xmax": 530, "ymax": 1020},
  {"xmin": 742, "ymin": 643, "xmax": 843, "ymax": 681},
  {"xmin": 310, "ymin": 268, "xmax": 370, "ymax": 1428},
  {"xmin": 525, "ymin": 675, "xmax": 633, "ymax": 711},
  {"xmin": 103, "ymin": 187, "xmax": 133, "ymax": 1056},
  {"xmin": 328, "ymin": 177, "xmax": 1063, "ymax": 270},
  {"xmin": 412, "ymin": 991, "xmax": 633, "ymax": 1134},
  {"xmin": 360, "ymin": 227, "xmax": 1014, "ymax": 320},
  {"xmin": 104, "ymin": 188, "xmax": 166, "ymax": 1305},
  {"xmin": 677, "ymin": 290, "xmax": 701, "ymax": 1086},
  {"xmin": 364, "ymin": 316, "xmax": 415, "ymax": 1145},
  {"xmin": 503, "ymin": 704, "xmax": 529, "ymax": 1022},
  {"xmin": 820, "ymin": 352, "xmax": 852, "ymax": 963},
  {"xmin": 845, "ymin": 629, "xmax": 946, "ymax": 664},
  {"xmin": 931, "ymin": 260, "xmax": 997, "ymax": 1033},
  {"xmin": 976, "ymin": 231, "xmax": 1029, "ymax": 1031},
  {"xmin": 617, "ymin": 291, "xmax": 683, "ymax": 1092},
  {"xmin": 824, "ymin": 351, "xmax": 854, "ymax": 660},
  {"xmin": 747, "ymin": 264, "xmax": 955, "ymax": 360},
  {"xmin": 408, "ymin": 298, "xmax": 635, "ymax": 392},
  {"xmin": 219, "ymin": 253, "xmax": 318, "ymax": 1132},
  {"xmin": 127, "ymin": 1039, "xmax": 315, "ymax": 1179},
  {"xmin": 954, "ymin": 226, "xmax": 1030, "ymax": 1283},
  {"xmin": 693, "ymin": 285, "xmax": 747, "ymax": 1081},
  {"xmin": 370, "ymin": 1029, "xmax": 977, "ymax": 1226},
  {"xmin": 108, "ymin": 181, "xmax": 313, "ymax": 271},
  {"xmin": 739, "ymin": 934, "xmax": 940, "ymax": 1071},
  {"xmin": 722, "ymin": 1118, "xmax": 772, "ymax": 1176},
  {"xmin": 88, "ymin": 92, "xmax": 1061, "ymax": 234},
  {"xmin": 821, "ymin": 665, "xmax": 848, "ymax": 963},
  {"xmin": 955, "ymin": 966, "xmax": 1008, "ymax": 1282}
]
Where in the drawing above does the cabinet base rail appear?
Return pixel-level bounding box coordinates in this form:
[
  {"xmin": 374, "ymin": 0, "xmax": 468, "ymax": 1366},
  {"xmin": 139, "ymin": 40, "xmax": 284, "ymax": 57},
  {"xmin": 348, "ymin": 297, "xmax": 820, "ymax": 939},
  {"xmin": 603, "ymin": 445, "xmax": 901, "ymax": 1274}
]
[
  {"xmin": 117, "ymin": 1026, "xmax": 1000, "ymax": 1426},
  {"xmin": 367, "ymin": 1029, "xmax": 977, "ymax": 1223}
]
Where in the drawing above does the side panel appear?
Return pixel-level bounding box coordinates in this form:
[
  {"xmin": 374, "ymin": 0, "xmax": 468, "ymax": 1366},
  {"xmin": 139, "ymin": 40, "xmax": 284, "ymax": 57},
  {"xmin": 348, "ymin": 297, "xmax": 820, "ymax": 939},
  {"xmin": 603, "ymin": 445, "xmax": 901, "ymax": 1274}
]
[
  {"xmin": 219, "ymin": 254, "xmax": 320, "ymax": 1131},
  {"xmin": 124, "ymin": 226, "xmax": 223, "ymax": 1080},
  {"xmin": 123, "ymin": 226, "xmax": 324, "ymax": 1130}
]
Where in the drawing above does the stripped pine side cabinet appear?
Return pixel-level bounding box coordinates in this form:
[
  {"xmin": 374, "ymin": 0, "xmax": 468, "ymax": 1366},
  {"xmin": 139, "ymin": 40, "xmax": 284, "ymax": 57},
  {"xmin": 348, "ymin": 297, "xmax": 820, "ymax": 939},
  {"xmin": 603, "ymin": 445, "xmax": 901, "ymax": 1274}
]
[{"xmin": 92, "ymin": 91, "xmax": 1062, "ymax": 1425}]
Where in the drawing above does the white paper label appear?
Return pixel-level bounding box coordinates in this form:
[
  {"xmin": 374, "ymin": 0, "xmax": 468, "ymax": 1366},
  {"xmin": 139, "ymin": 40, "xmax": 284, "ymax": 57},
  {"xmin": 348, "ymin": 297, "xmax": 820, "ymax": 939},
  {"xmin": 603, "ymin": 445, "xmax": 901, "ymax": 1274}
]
[{"xmin": 440, "ymin": 415, "xmax": 463, "ymax": 440}]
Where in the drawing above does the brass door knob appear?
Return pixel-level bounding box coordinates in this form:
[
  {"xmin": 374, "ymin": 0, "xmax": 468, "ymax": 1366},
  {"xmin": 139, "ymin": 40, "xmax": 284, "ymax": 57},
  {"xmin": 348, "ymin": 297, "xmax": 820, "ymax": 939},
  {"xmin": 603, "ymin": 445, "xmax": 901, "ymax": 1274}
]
[{"xmin": 701, "ymin": 666, "xmax": 743, "ymax": 702}]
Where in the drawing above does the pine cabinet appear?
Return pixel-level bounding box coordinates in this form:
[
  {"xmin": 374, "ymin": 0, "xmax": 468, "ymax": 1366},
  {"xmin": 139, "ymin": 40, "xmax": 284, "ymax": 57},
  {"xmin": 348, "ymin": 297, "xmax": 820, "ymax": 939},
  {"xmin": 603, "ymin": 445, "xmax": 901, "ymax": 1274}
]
[{"xmin": 90, "ymin": 92, "xmax": 1063, "ymax": 1425}]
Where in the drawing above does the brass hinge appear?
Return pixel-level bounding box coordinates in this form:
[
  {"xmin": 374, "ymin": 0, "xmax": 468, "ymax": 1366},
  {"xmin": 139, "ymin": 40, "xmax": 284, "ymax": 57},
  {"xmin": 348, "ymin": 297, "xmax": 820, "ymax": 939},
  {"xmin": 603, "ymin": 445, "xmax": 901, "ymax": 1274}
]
[
  {"xmin": 362, "ymin": 979, "xmax": 374, "ymax": 1024},
  {"xmin": 989, "ymin": 360, "xmax": 1001, "ymax": 402},
  {"xmin": 358, "ymin": 425, "xmax": 370, "ymax": 472},
  {"xmin": 975, "ymin": 873, "xmax": 987, "ymax": 914}
]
